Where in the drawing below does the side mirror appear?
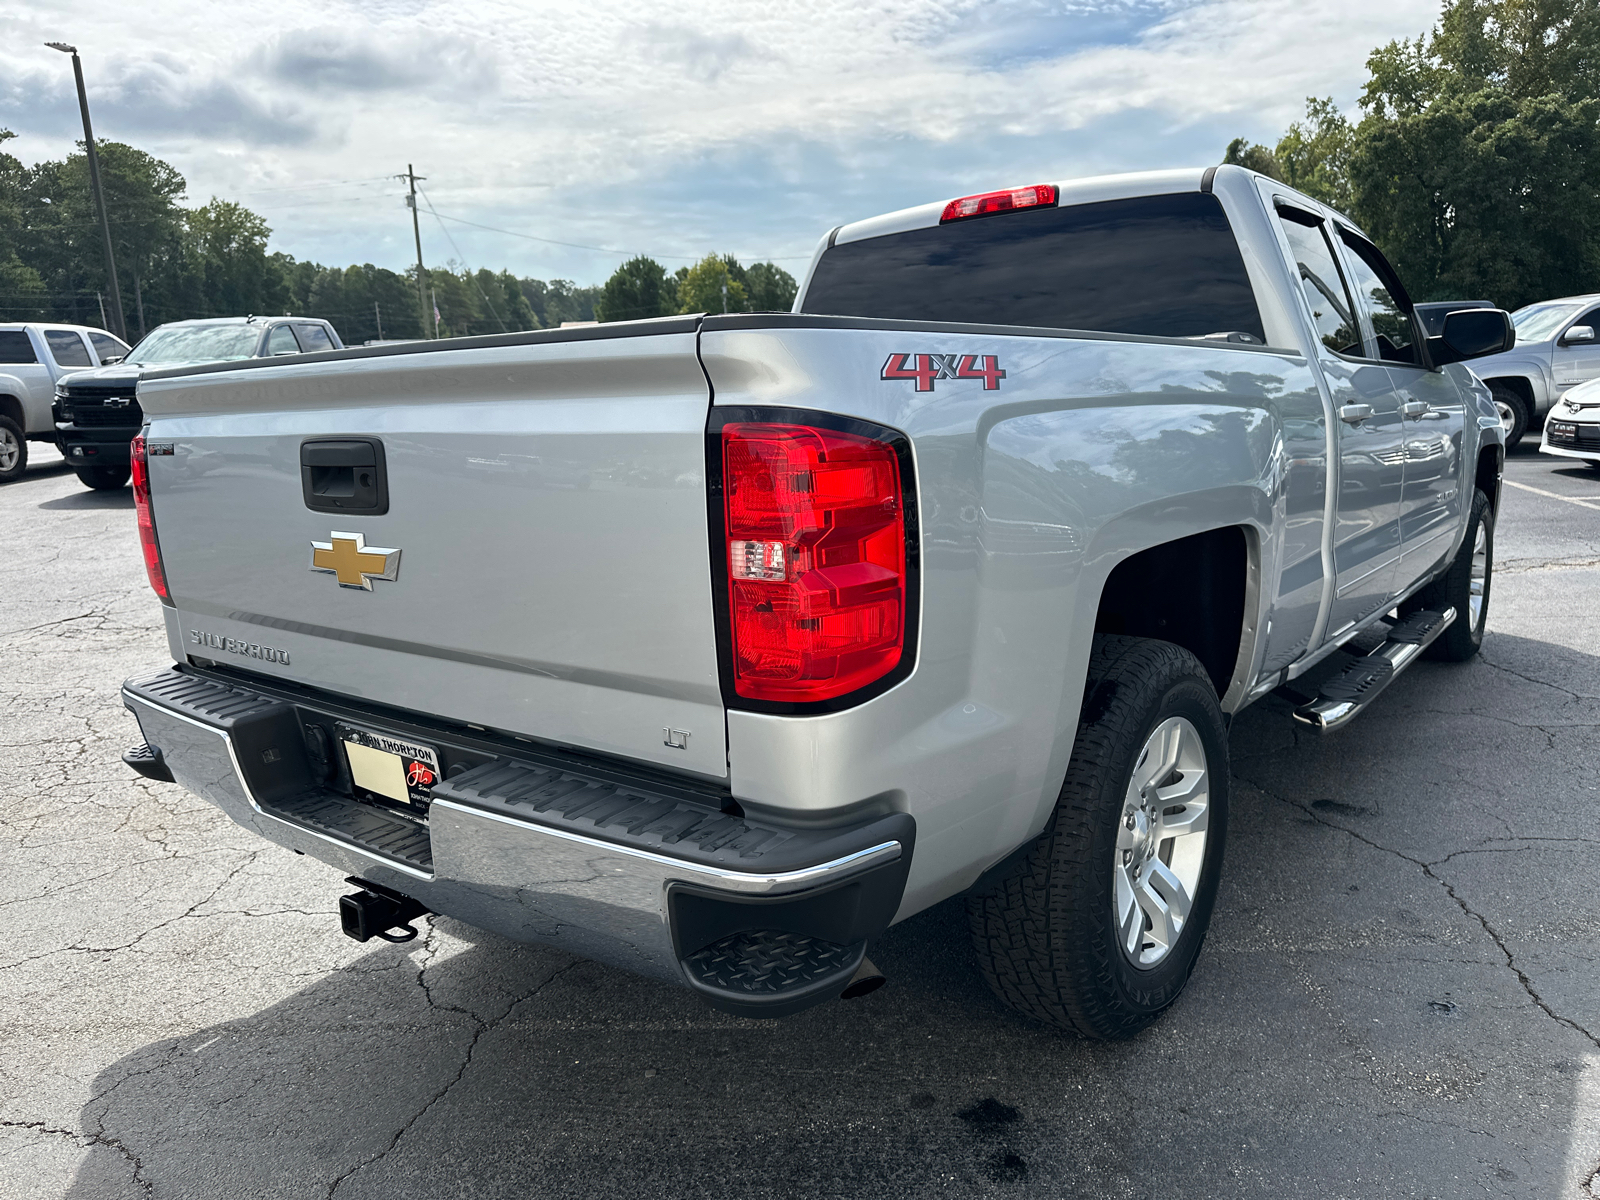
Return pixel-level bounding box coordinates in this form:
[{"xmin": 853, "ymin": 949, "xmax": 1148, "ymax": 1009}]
[
  {"xmin": 1562, "ymin": 325, "xmax": 1595, "ymax": 345},
  {"xmin": 1427, "ymin": 308, "xmax": 1514, "ymax": 366},
  {"xmin": 100, "ymin": 354, "xmax": 125, "ymax": 365}
]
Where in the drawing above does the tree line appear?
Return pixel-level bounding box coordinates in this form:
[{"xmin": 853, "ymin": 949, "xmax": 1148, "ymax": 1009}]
[
  {"xmin": 0, "ymin": 133, "xmax": 795, "ymax": 345},
  {"xmin": 1223, "ymin": 0, "xmax": 1599, "ymax": 312}
]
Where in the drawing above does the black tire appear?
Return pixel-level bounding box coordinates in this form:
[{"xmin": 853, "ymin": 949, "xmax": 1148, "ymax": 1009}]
[
  {"xmin": 1490, "ymin": 383, "xmax": 1528, "ymax": 451},
  {"xmin": 967, "ymin": 635, "xmax": 1230, "ymax": 1039},
  {"xmin": 0, "ymin": 415, "xmax": 26, "ymax": 483},
  {"xmin": 1585, "ymin": 459, "xmax": 1600, "ymax": 473},
  {"xmin": 1401, "ymin": 488, "xmax": 1493, "ymax": 662},
  {"xmin": 76, "ymin": 464, "xmax": 131, "ymax": 490}
]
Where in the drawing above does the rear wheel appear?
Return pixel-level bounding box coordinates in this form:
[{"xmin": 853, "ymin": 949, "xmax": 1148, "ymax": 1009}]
[
  {"xmin": 0, "ymin": 416, "xmax": 26, "ymax": 483},
  {"xmin": 1401, "ymin": 488, "xmax": 1493, "ymax": 661},
  {"xmin": 967, "ymin": 635, "xmax": 1229, "ymax": 1039},
  {"xmin": 75, "ymin": 464, "xmax": 131, "ymax": 490},
  {"xmin": 1490, "ymin": 383, "xmax": 1528, "ymax": 451}
]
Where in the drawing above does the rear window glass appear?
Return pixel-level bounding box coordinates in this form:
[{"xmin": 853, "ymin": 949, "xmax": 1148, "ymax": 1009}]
[
  {"xmin": 801, "ymin": 193, "xmax": 1266, "ymax": 343},
  {"xmin": 45, "ymin": 330, "xmax": 92, "ymax": 366},
  {"xmin": 0, "ymin": 330, "xmax": 37, "ymax": 363}
]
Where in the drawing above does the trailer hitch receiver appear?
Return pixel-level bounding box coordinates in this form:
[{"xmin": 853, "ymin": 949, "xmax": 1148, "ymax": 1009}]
[{"xmin": 339, "ymin": 877, "xmax": 429, "ymax": 943}]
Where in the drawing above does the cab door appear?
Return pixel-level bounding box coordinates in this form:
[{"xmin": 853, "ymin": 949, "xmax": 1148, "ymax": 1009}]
[
  {"xmin": 0, "ymin": 329, "xmax": 58, "ymax": 431},
  {"xmin": 1272, "ymin": 202, "xmax": 1407, "ymax": 637},
  {"xmin": 1553, "ymin": 305, "xmax": 1600, "ymax": 399},
  {"xmin": 1334, "ymin": 230, "xmax": 1465, "ymax": 583}
]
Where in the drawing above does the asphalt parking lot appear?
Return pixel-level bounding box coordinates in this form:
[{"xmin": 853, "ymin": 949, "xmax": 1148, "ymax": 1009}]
[{"xmin": 3, "ymin": 440, "xmax": 1599, "ymax": 1200}]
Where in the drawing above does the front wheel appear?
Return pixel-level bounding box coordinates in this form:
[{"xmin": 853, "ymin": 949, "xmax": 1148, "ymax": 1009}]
[
  {"xmin": 967, "ymin": 636, "xmax": 1229, "ymax": 1039},
  {"xmin": 0, "ymin": 416, "xmax": 26, "ymax": 483},
  {"xmin": 1401, "ymin": 488, "xmax": 1493, "ymax": 661},
  {"xmin": 76, "ymin": 464, "xmax": 131, "ymax": 490}
]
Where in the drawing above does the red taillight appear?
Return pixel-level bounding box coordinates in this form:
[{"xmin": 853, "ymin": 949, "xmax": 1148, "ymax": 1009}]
[
  {"xmin": 940, "ymin": 184, "xmax": 1057, "ymax": 223},
  {"xmin": 130, "ymin": 433, "xmax": 171, "ymax": 604},
  {"xmin": 720, "ymin": 421, "xmax": 911, "ymax": 705}
]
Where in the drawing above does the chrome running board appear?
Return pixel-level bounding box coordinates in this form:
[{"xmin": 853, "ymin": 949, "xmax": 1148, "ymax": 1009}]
[{"xmin": 1288, "ymin": 607, "xmax": 1457, "ymax": 732}]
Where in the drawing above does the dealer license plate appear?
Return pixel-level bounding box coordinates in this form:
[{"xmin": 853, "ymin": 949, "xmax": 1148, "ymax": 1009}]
[{"xmin": 336, "ymin": 723, "xmax": 440, "ymax": 809}]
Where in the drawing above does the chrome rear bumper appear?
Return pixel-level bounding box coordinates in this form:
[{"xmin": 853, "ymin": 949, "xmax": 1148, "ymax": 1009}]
[{"xmin": 124, "ymin": 666, "xmax": 911, "ymax": 993}]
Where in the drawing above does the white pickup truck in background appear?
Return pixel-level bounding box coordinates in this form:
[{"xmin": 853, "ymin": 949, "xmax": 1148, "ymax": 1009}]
[
  {"xmin": 0, "ymin": 321, "xmax": 130, "ymax": 483},
  {"xmin": 119, "ymin": 166, "xmax": 1511, "ymax": 1037}
]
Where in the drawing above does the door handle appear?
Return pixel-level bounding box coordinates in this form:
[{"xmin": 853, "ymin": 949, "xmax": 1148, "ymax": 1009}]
[
  {"xmin": 1401, "ymin": 400, "xmax": 1430, "ymax": 419},
  {"xmin": 1339, "ymin": 403, "xmax": 1373, "ymax": 425}
]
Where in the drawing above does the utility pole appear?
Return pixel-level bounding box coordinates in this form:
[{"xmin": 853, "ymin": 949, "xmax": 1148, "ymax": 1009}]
[
  {"xmin": 47, "ymin": 43, "xmax": 126, "ymax": 341},
  {"xmin": 373, "ymin": 300, "xmax": 383, "ymax": 341},
  {"xmin": 397, "ymin": 165, "xmax": 430, "ymax": 337},
  {"xmin": 720, "ymin": 279, "xmax": 728, "ymax": 314}
]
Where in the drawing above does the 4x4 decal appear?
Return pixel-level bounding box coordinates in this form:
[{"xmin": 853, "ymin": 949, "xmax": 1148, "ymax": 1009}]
[{"xmin": 881, "ymin": 353, "xmax": 1006, "ymax": 393}]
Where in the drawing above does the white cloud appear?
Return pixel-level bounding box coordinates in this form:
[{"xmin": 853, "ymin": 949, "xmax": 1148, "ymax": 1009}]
[{"xmin": 4, "ymin": 0, "xmax": 1442, "ymax": 281}]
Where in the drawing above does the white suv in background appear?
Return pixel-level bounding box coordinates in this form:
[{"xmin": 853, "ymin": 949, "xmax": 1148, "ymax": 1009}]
[{"xmin": 0, "ymin": 322, "xmax": 131, "ymax": 483}]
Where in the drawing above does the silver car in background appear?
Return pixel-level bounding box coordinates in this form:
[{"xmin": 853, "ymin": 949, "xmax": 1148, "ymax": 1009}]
[{"xmin": 1468, "ymin": 294, "xmax": 1600, "ymax": 448}]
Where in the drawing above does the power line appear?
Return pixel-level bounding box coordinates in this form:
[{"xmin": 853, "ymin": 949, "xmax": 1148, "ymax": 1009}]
[
  {"xmin": 417, "ymin": 186, "xmax": 508, "ymax": 332},
  {"xmin": 420, "ymin": 207, "xmax": 812, "ymax": 262}
]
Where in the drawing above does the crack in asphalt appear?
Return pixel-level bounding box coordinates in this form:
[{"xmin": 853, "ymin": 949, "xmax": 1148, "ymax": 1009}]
[
  {"xmin": 1477, "ymin": 654, "xmax": 1595, "ymax": 702},
  {"xmin": 0, "ymin": 1118, "xmax": 151, "ymax": 1196},
  {"xmin": 1240, "ymin": 773, "xmax": 1600, "ymax": 1053},
  {"xmin": 325, "ymin": 957, "xmax": 579, "ymax": 1199}
]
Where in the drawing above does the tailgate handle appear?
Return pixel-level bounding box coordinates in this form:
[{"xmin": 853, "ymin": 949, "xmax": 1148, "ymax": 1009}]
[{"xmin": 300, "ymin": 438, "xmax": 389, "ymax": 515}]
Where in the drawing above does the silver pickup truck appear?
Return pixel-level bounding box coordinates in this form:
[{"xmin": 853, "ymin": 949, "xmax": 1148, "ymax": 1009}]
[{"xmin": 120, "ymin": 166, "xmax": 1511, "ymax": 1038}]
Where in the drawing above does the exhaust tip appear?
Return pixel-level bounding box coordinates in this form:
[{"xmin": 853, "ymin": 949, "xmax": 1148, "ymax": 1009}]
[{"xmin": 840, "ymin": 955, "xmax": 886, "ymax": 1000}]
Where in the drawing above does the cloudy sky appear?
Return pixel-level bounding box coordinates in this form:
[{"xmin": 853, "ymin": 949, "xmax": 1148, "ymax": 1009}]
[{"xmin": 5, "ymin": 0, "xmax": 1443, "ymax": 285}]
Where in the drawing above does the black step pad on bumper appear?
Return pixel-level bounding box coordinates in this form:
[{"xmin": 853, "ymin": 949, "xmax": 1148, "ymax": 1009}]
[{"xmin": 124, "ymin": 665, "xmax": 913, "ymax": 878}]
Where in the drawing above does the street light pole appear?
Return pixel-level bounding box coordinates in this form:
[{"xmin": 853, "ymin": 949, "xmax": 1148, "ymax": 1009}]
[{"xmin": 46, "ymin": 43, "xmax": 126, "ymax": 342}]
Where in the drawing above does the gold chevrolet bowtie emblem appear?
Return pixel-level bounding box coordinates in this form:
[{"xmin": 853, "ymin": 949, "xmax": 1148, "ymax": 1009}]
[{"xmin": 309, "ymin": 532, "xmax": 401, "ymax": 590}]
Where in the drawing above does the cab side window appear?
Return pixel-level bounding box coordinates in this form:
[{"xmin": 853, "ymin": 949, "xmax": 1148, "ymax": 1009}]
[
  {"xmin": 1337, "ymin": 231, "xmax": 1420, "ymax": 366},
  {"xmin": 45, "ymin": 330, "xmax": 93, "ymax": 367},
  {"xmin": 89, "ymin": 331, "xmax": 130, "ymax": 363},
  {"xmin": 294, "ymin": 323, "xmax": 334, "ymax": 352},
  {"xmin": 0, "ymin": 330, "xmax": 38, "ymax": 364},
  {"xmin": 264, "ymin": 325, "xmax": 301, "ymax": 356},
  {"xmin": 1275, "ymin": 206, "xmax": 1361, "ymax": 356}
]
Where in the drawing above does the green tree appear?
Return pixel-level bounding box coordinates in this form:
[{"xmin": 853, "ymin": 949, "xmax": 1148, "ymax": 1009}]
[
  {"xmin": 1241, "ymin": 0, "xmax": 1600, "ymax": 309},
  {"xmin": 0, "ymin": 131, "xmax": 45, "ymax": 318},
  {"xmin": 675, "ymin": 254, "xmax": 747, "ymax": 314},
  {"xmin": 521, "ymin": 277, "xmax": 600, "ymax": 326},
  {"xmin": 184, "ymin": 199, "xmax": 286, "ymax": 317},
  {"xmin": 1221, "ymin": 137, "xmax": 1284, "ymax": 180},
  {"xmin": 1274, "ymin": 98, "xmax": 1357, "ymax": 210},
  {"xmin": 596, "ymin": 255, "xmax": 675, "ymax": 321},
  {"xmin": 744, "ymin": 261, "xmax": 798, "ymax": 311}
]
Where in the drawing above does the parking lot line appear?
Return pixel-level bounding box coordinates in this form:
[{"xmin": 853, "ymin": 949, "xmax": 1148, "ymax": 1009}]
[{"xmin": 1503, "ymin": 478, "xmax": 1600, "ymax": 511}]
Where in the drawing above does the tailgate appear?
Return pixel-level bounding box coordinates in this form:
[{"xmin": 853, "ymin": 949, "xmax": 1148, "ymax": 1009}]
[{"xmin": 138, "ymin": 325, "xmax": 726, "ymax": 778}]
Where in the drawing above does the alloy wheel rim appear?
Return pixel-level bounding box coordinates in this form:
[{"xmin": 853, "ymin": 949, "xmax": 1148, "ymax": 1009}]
[
  {"xmin": 1469, "ymin": 519, "xmax": 1490, "ymax": 630},
  {"xmin": 1495, "ymin": 400, "xmax": 1515, "ymax": 437},
  {"xmin": 0, "ymin": 427, "xmax": 17, "ymax": 471},
  {"xmin": 1113, "ymin": 715, "xmax": 1210, "ymax": 970}
]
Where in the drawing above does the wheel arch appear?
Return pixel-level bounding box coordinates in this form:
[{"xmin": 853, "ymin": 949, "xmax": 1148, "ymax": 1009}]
[
  {"xmin": 1087, "ymin": 518, "xmax": 1260, "ymax": 709},
  {"xmin": 1481, "ymin": 374, "xmax": 1536, "ymax": 417},
  {"xmin": 0, "ymin": 392, "xmax": 23, "ymax": 429},
  {"xmin": 1476, "ymin": 441, "xmax": 1504, "ymax": 512}
]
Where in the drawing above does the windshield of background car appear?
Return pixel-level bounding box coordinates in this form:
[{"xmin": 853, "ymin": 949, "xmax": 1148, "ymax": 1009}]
[
  {"xmin": 125, "ymin": 324, "xmax": 261, "ymax": 365},
  {"xmin": 1512, "ymin": 303, "xmax": 1584, "ymax": 344},
  {"xmin": 801, "ymin": 193, "xmax": 1267, "ymax": 343}
]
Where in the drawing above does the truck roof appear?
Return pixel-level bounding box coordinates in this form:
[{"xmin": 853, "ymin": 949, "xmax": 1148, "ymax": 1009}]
[{"xmin": 150, "ymin": 316, "xmax": 330, "ymax": 327}]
